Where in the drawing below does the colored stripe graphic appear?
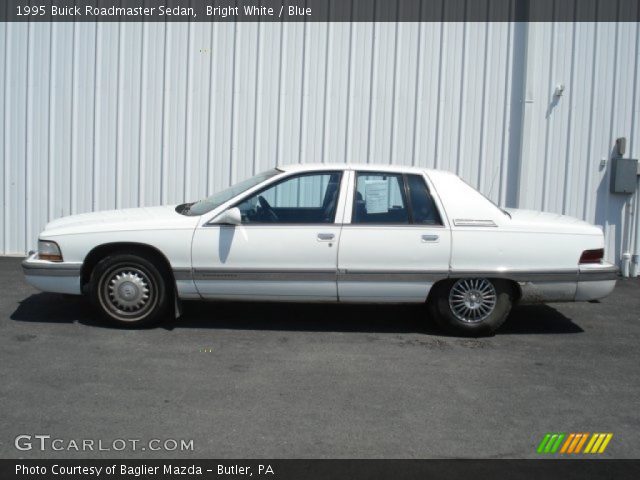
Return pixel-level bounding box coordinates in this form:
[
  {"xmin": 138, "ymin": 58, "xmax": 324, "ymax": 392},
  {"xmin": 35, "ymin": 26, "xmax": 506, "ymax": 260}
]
[
  {"xmin": 537, "ymin": 433, "xmax": 565, "ymax": 454},
  {"xmin": 538, "ymin": 433, "xmax": 613, "ymax": 454},
  {"xmin": 560, "ymin": 433, "xmax": 575, "ymax": 453},
  {"xmin": 537, "ymin": 434, "xmax": 552, "ymax": 453},
  {"xmin": 584, "ymin": 433, "xmax": 613, "ymax": 454},
  {"xmin": 575, "ymin": 433, "xmax": 589, "ymax": 453}
]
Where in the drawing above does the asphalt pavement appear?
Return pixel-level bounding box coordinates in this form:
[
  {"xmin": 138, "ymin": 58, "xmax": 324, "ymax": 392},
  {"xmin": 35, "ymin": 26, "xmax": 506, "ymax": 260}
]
[{"xmin": 1, "ymin": 256, "xmax": 639, "ymax": 459}]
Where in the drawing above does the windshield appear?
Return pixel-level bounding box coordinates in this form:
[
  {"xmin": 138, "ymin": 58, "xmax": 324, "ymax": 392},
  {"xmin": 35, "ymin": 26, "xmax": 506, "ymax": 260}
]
[{"xmin": 183, "ymin": 169, "xmax": 280, "ymax": 216}]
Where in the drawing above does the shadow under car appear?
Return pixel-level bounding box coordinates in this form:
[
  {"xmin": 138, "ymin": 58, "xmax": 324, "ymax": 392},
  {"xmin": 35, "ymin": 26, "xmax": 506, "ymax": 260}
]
[{"xmin": 11, "ymin": 293, "xmax": 583, "ymax": 335}]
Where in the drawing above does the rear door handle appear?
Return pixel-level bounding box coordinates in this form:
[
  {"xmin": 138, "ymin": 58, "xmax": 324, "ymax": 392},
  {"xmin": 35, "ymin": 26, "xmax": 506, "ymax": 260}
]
[
  {"xmin": 317, "ymin": 233, "xmax": 335, "ymax": 241},
  {"xmin": 421, "ymin": 234, "xmax": 439, "ymax": 242}
]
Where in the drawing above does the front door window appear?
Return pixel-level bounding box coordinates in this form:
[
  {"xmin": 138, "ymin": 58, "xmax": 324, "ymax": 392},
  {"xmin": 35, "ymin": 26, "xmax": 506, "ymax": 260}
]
[{"xmin": 235, "ymin": 172, "xmax": 342, "ymax": 224}]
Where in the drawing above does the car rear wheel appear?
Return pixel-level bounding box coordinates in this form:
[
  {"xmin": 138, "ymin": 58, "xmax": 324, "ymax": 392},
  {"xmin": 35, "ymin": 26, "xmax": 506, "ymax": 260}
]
[
  {"xmin": 428, "ymin": 278, "xmax": 513, "ymax": 336},
  {"xmin": 90, "ymin": 253, "xmax": 169, "ymax": 328}
]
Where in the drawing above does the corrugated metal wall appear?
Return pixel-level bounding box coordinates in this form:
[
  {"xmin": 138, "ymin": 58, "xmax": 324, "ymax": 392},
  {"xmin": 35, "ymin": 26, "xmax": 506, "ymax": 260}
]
[
  {"xmin": 520, "ymin": 22, "xmax": 640, "ymax": 268},
  {"xmin": 1, "ymin": 21, "xmax": 639, "ymax": 269}
]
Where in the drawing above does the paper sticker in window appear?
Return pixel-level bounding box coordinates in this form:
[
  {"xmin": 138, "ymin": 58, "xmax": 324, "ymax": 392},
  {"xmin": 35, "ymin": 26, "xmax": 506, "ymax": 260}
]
[{"xmin": 364, "ymin": 180, "xmax": 389, "ymax": 214}]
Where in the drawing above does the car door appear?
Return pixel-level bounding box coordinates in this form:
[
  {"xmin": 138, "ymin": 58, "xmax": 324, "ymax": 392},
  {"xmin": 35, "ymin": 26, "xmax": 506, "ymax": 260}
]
[
  {"xmin": 191, "ymin": 170, "xmax": 346, "ymax": 301},
  {"xmin": 337, "ymin": 170, "xmax": 451, "ymax": 302}
]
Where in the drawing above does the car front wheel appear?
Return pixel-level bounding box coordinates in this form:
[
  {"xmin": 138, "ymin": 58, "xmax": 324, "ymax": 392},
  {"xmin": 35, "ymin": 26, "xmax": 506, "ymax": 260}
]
[
  {"xmin": 90, "ymin": 253, "xmax": 169, "ymax": 328},
  {"xmin": 429, "ymin": 278, "xmax": 514, "ymax": 336}
]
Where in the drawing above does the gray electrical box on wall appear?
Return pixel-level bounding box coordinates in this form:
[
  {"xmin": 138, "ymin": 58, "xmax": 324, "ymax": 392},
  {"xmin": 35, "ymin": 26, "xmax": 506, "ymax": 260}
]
[{"xmin": 610, "ymin": 158, "xmax": 638, "ymax": 194}]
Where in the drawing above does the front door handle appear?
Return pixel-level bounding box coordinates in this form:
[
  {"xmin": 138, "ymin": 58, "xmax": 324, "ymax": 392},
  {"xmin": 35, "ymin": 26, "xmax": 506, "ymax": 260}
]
[
  {"xmin": 421, "ymin": 234, "xmax": 439, "ymax": 242},
  {"xmin": 317, "ymin": 233, "xmax": 335, "ymax": 241}
]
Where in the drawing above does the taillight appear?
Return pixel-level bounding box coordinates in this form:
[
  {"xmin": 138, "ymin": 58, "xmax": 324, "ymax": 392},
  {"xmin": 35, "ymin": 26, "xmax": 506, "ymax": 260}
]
[{"xmin": 579, "ymin": 248, "xmax": 604, "ymax": 264}]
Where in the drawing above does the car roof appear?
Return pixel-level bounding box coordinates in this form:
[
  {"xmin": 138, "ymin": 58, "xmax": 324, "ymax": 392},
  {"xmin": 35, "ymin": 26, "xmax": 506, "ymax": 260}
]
[{"xmin": 276, "ymin": 162, "xmax": 451, "ymax": 176}]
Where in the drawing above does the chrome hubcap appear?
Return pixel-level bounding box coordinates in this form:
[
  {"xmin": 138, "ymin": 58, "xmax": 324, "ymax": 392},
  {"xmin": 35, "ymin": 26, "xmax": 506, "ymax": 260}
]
[
  {"xmin": 100, "ymin": 265, "xmax": 156, "ymax": 320},
  {"xmin": 449, "ymin": 278, "xmax": 497, "ymax": 323},
  {"xmin": 109, "ymin": 271, "xmax": 149, "ymax": 311}
]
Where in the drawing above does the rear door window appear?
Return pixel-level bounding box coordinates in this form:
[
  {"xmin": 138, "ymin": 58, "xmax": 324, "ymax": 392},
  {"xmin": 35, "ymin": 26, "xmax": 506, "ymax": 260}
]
[{"xmin": 352, "ymin": 172, "xmax": 409, "ymax": 224}]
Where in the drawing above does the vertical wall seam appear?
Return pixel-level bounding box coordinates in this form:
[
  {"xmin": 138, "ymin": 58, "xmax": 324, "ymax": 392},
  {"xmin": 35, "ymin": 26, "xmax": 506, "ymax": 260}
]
[
  {"xmin": 252, "ymin": 21, "xmax": 262, "ymax": 174},
  {"xmin": 320, "ymin": 21, "xmax": 331, "ymax": 164},
  {"xmin": 604, "ymin": 21, "xmax": 621, "ymax": 233},
  {"xmin": 388, "ymin": 18, "xmax": 400, "ymax": 165},
  {"xmin": 24, "ymin": 23, "xmax": 31, "ymax": 250},
  {"xmin": 541, "ymin": 22, "xmax": 556, "ymax": 211},
  {"xmin": 229, "ymin": 22, "xmax": 238, "ymax": 183},
  {"xmin": 2, "ymin": 22, "xmax": 8, "ymax": 252},
  {"xmin": 344, "ymin": 19, "xmax": 355, "ymax": 164},
  {"xmin": 629, "ymin": 21, "xmax": 640, "ymax": 257},
  {"xmin": 114, "ymin": 23, "xmax": 124, "ymax": 209},
  {"xmin": 583, "ymin": 22, "xmax": 599, "ymax": 220},
  {"xmin": 70, "ymin": 21, "xmax": 77, "ymax": 215},
  {"xmin": 1, "ymin": 22, "xmax": 7, "ymax": 251},
  {"xmin": 91, "ymin": 22, "xmax": 99, "ymax": 211},
  {"xmin": 183, "ymin": 21, "xmax": 193, "ymax": 201},
  {"xmin": 498, "ymin": 21, "xmax": 514, "ymax": 206},
  {"xmin": 365, "ymin": 19, "xmax": 377, "ymax": 164},
  {"xmin": 47, "ymin": 23, "xmax": 54, "ymax": 221},
  {"xmin": 434, "ymin": 21, "xmax": 445, "ymax": 169},
  {"xmin": 276, "ymin": 23, "xmax": 285, "ymax": 165},
  {"xmin": 629, "ymin": 21, "xmax": 640, "ymax": 158},
  {"xmin": 298, "ymin": 21, "xmax": 308, "ymax": 165},
  {"xmin": 206, "ymin": 22, "xmax": 216, "ymax": 194},
  {"xmin": 455, "ymin": 21, "xmax": 467, "ymax": 175},
  {"xmin": 561, "ymin": 21, "xmax": 578, "ymax": 215},
  {"xmin": 411, "ymin": 20, "xmax": 423, "ymax": 167},
  {"xmin": 477, "ymin": 22, "xmax": 491, "ymax": 192},
  {"xmin": 138, "ymin": 23, "xmax": 147, "ymax": 206},
  {"xmin": 160, "ymin": 23, "xmax": 169, "ymax": 204},
  {"xmin": 3, "ymin": 24, "xmax": 9, "ymax": 250}
]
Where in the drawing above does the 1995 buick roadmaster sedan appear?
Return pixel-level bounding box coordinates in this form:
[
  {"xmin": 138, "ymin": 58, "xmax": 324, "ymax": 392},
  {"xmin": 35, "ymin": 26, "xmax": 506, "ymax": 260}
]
[{"xmin": 23, "ymin": 164, "xmax": 618, "ymax": 336}]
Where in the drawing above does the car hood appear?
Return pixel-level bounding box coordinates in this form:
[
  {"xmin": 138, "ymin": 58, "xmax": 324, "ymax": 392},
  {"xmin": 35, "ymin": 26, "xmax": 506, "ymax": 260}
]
[
  {"xmin": 504, "ymin": 208, "xmax": 603, "ymax": 235},
  {"xmin": 42, "ymin": 205, "xmax": 199, "ymax": 236}
]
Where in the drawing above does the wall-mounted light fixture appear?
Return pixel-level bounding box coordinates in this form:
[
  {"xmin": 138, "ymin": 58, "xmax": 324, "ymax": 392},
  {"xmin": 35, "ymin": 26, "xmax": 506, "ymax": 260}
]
[{"xmin": 553, "ymin": 84, "xmax": 565, "ymax": 97}]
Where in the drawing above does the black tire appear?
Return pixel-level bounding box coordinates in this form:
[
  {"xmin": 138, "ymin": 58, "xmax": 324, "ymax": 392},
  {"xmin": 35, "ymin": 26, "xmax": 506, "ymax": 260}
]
[
  {"xmin": 428, "ymin": 278, "xmax": 514, "ymax": 337},
  {"xmin": 89, "ymin": 253, "xmax": 170, "ymax": 328}
]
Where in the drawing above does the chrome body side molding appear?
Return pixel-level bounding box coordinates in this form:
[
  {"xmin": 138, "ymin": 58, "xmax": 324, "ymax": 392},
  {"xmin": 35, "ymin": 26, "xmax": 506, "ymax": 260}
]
[
  {"xmin": 173, "ymin": 265, "xmax": 618, "ymax": 303},
  {"xmin": 452, "ymin": 219, "xmax": 497, "ymax": 227}
]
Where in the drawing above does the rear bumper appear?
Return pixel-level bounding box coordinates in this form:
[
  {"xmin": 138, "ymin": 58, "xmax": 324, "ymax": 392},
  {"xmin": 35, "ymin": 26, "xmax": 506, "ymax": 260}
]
[
  {"xmin": 22, "ymin": 253, "xmax": 82, "ymax": 295},
  {"xmin": 575, "ymin": 264, "xmax": 618, "ymax": 301},
  {"xmin": 518, "ymin": 263, "xmax": 618, "ymax": 303}
]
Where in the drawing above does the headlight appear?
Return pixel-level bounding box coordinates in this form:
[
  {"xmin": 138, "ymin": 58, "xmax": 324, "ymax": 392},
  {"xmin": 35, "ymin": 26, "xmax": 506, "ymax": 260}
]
[{"xmin": 38, "ymin": 240, "xmax": 63, "ymax": 262}]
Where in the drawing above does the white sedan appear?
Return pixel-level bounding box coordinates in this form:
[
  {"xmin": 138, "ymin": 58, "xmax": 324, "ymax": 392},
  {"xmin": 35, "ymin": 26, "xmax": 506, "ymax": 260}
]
[{"xmin": 23, "ymin": 164, "xmax": 618, "ymax": 336}]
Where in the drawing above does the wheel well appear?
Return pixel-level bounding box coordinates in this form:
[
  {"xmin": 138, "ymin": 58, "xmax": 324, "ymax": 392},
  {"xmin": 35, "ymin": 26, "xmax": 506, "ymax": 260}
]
[
  {"xmin": 81, "ymin": 243, "xmax": 176, "ymax": 294},
  {"xmin": 427, "ymin": 277, "xmax": 522, "ymax": 304}
]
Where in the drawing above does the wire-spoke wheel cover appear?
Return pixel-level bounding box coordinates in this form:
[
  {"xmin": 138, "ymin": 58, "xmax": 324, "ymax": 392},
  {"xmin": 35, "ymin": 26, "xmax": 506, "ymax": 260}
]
[
  {"xmin": 448, "ymin": 278, "xmax": 497, "ymax": 323},
  {"xmin": 99, "ymin": 264, "xmax": 157, "ymax": 321}
]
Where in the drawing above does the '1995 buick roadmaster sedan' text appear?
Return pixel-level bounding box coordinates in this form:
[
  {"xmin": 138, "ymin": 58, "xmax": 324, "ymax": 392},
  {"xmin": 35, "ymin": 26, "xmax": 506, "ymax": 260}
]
[{"xmin": 23, "ymin": 164, "xmax": 618, "ymax": 336}]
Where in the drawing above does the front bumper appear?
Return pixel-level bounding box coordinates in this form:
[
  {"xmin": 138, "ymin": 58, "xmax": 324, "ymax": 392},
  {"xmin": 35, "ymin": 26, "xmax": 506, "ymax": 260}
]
[{"xmin": 22, "ymin": 253, "xmax": 82, "ymax": 295}]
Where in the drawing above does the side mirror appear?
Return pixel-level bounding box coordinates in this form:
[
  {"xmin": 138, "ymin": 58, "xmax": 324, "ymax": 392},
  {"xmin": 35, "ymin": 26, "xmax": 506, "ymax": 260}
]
[{"xmin": 211, "ymin": 207, "xmax": 242, "ymax": 226}]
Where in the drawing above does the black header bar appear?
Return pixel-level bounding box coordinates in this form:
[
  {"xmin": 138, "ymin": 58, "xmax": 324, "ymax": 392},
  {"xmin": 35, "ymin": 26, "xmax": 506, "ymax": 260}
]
[
  {"xmin": 1, "ymin": 0, "xmax": 640, "ymax": 22},
  {"xmin": 2, "ymin": 459, "xmax": 640, "ymax": 480}
]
